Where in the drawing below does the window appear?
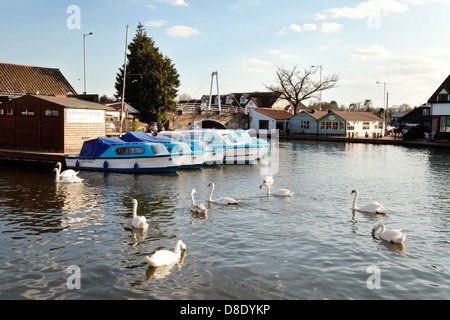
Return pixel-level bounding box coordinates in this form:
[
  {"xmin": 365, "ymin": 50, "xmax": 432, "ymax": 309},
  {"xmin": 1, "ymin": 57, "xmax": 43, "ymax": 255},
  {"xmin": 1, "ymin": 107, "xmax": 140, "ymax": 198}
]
[
  {"xmin": 439, "ymin": 116, "xmax": 450, "ymax": 133},
  {"xmin": 115, "ymin": 147, "xmax": 145, "ymax": 155},
  {"xmin": 332, "ymin": 122, "xmax": 339, "ymax": 130},
  {"xmin": 438, "ymin": 94, "xmax": 449, "ymax": 102},
  {"xmin": 6, "ymin": 109, "xmax": 13, "ymax": 115},
  {"xmin": 339, "ymin": 122, "xmax": 345, "ymax": 130},
  {"xmin": 423, "ymin": 108, "xmax": 430, "ymax": 116},
  {"xmin": 0, "ymin": 109, "xmax": 3, "ymax": 115},
  {"xmin": 45, "ymin": 109, "xmax": 59, "ymax": 116},
  {"xmin": 301, "ymin": 120, "xmax": 310, "ymax": 129},
  {"xmin": 362, "ymin": 122, "xmax": 370, "ymax": 130},
  {"xmin": 21, "ymin": 109, "xmax": 34, "ymax": 116},
  {"xmin": 151, "ymin": 144, "xmax": 169, "ymax": 155}
]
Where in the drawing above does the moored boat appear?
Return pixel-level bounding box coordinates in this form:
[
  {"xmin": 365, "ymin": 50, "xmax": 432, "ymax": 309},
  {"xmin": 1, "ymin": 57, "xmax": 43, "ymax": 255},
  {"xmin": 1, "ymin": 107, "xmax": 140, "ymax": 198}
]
[{"xmin": 65, "ymin": 137, "xmax": 185, "ymax": 173}]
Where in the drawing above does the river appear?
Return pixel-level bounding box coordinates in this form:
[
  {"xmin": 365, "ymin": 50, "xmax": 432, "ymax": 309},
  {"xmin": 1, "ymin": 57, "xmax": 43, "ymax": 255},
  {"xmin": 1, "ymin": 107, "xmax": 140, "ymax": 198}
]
[{"xmin": 0, "ymin": 140, "xmax": 449, "ymax": 300}]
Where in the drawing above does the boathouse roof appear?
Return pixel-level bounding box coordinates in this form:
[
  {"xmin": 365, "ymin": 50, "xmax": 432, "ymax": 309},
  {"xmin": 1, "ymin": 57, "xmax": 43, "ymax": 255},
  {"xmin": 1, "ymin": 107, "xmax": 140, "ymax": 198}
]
[
  {"xmin": 0, "ymin": 63, "xmax": 76, "ymax": 96},
  {"xmin": 253, "ymin": 107, "xmax": 294, "ymax": 120},
  {"xmin": 428, "ymin": 74, "xmax": 450, "ymax": 103}
]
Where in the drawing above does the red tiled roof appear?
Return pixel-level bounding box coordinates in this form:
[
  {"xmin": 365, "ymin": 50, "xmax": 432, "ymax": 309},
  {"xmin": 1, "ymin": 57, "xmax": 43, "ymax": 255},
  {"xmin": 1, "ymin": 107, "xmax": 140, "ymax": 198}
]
[
  {"xmin": 0, "ymin": 62, "xmax": 77, "ymax": 96},
  {"xmin": 254, "ymin": 107, "xmax": 293, "ymax": 120}
]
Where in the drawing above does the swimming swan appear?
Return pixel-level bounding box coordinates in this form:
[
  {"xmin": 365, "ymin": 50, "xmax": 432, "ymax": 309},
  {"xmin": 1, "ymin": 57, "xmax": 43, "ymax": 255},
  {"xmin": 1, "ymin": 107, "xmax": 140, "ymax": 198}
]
[
  {"xmin": 190, "ymin": 189, "xmax": 208, "ymax": 214},
  {"xmin": 372, "ymin": 224, "xmax": 406, "ymax": 244},
  {"xmin": 131, "ymin": 198, "xmax": 149, "ymax": 230},
  {"xmin": 53, "ymin": 168, "xmax": 83, "ymax": 183},
  {"xmin": 351, "ymin": 189, "xmax": 386, "ymax": 214},
  {"xmin": 145, "ymin": 240, "xmax": 187, "ymax": 267},
  {"xmin": 55, "ymin": 161, "xmax": 79, "ymax": 178},
  {"xmin": 262, "ymin": 175, "xmax": 274, "ymax": 186},
  {"xmin": 260, "ymin": 182, "xmax": 293, "ymax": 197},
  {"xmin": 207, "ymin": 182, "xmax": 239, "ymax": 205}
]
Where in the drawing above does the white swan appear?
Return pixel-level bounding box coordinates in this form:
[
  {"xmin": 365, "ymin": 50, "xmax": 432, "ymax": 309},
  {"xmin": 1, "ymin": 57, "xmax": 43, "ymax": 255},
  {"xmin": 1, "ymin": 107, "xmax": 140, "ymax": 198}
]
[
  {"xmin": 53, "ymin": 168, "xmax": 83, "ymax": 183},
  {"xmin": 260, "ymin": 182, "xmax": 293, "ymax": 197},
  {"xmin": 190, "ymin": 189, "xmax": 208, "ymax": 214},
  {"xmin": 262, "ymin": 175, "xmax": 274, "ymax": 186},
  {"xmin": 372, "ymin": 224, "xmax": 406, "ymax": 244},
  {"xmin": 131, "ymin": 198, "xmax": 149, "ymax": 230},
  {"xmin": 145, "ymin": 240, "xmax": 187, "ymax": 267},
  {"xmin": 351, "ymin": 189, "xmax": 386, "ymax": 214},
  {"xmin": 207, "ymin": 182, "xmax": 239, "ymax": 205},
  {"xmin": 55, "ymin": 161, "xmax": 79, "ymax": 178}
]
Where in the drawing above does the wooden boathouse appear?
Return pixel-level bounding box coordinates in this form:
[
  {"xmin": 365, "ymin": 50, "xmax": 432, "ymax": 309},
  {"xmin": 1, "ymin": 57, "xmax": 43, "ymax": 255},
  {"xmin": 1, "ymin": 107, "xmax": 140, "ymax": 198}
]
[{"xmin": 0, "ymin": 94, "xmax": 114, "ymax": 154}]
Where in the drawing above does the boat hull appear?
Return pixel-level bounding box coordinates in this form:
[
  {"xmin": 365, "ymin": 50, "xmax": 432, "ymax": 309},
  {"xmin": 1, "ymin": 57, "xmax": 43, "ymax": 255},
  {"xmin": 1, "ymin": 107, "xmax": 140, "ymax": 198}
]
[{"xmin": 65, "ymin": 154, "xmax": 184, "ymax": 173}]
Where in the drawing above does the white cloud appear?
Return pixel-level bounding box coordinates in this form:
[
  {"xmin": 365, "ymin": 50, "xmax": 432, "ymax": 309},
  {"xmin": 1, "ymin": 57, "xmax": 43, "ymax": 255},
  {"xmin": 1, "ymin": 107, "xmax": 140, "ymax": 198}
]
[
  {"xmin": 289, "ymin": 24, "xmax": 302, "ymax": 32},
  {"xmin": 165, "ymin": 25, "xmax": 199, "ymax": 37},
  {"xmin": 241, "ymin": 58, "xmax": 272, "ymax": 67},
  {"xmin": 350, "ymin": 44, "xmax": 394, "ymax": 61},
  {"xmin": 143, "ymin": 20, "xmax": 167, "ymax": 27},
  {"xmin": 162, "ymin": 0, "xmax": 189, "ymax": 6},
  {"xmin": 239, "ymin": 58, "xmax": 273, "ymax": 74},
  {"xmin": 317, "ymin": 0, "xmax": 409, "ymax": 20},
  {"xmin": 303, "ymin": 23, "xmax": 318, "ymax": 31},
  {"xmin": 146, "ymin": 4, "xmax": 157, "ymax": 9},
  {"xmin": 321, "ymin": 22, "xmax": 343, "ymax": 33}
]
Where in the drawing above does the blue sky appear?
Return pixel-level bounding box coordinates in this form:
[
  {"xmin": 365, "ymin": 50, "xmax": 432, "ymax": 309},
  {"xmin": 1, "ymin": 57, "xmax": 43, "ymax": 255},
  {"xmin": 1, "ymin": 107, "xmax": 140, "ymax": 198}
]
[{"xmin": 1, "ymin": 0, "xmax": 450, "ymax": 109}]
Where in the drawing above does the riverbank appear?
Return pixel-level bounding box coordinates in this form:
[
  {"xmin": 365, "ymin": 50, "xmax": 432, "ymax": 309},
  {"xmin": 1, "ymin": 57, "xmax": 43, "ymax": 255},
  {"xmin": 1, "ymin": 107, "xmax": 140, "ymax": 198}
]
[
  {"xmin": 279, "ymin": 133, "xmax": 450, "ymax": 149},
  {"xmin": 1, "ymin": 134, "xmax": 449, "ymax": 165}
]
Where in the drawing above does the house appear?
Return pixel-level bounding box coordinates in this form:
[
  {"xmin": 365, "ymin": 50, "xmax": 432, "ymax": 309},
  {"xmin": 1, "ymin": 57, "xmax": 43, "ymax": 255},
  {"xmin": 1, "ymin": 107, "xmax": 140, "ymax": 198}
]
[
  {"xmin": 0, "ymin": 63, "xmax": 76, "ymax": 102},
  {"xmin": 289, "ymin": 110, "xmax": 327, "ymax": 135},
  {"xmin": 397, "ymin": 104, "xmax": 431, "ymax": 132},
  {"xmin": 319, "ymin": 110, "xmax": 384, "ymax": 137},
  {"xmin": 428, "ymin": 74, "xmax": 450, "ymax": 139},
  {"xmin": 249, "ymin": 107, "xmax": 294, "ymax": 132},
  {"xmin": 0, "ymin": 94, "xmax": 115, "ymax": 153},
  {"xmin": 390, "ymin": 112, "xmax": 409, "ymax": 128},
  {"xmin": 199, "ymin": 92, "xmax": 293, "ymax": 114}
]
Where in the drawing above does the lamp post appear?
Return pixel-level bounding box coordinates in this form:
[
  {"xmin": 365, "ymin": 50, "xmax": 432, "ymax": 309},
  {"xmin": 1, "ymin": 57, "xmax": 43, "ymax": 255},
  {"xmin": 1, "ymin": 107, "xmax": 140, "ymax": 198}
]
[
  {"xmin": 376, "ymin": 81, "xmax": 387, "ymax": 137},
  {"xmin": 83, "ymin": 32, "xmax": 93, "ymax": 95},
  {"xmin": 311, "ymin": 66, "xmax": 322, "ymax": 110}
]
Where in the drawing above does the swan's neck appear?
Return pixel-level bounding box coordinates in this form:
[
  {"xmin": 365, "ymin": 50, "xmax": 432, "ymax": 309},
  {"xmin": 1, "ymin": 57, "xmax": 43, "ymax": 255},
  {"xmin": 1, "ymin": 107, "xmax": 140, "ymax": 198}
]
[
  {"xmin": 57, "ymin": 163, "xmax": 62, "ymax": 175},
  {"xmin": 132, "ymin": 201, "xmax": 137, "ymax": 218},
  {"xmin": 208, "ymin": 184, "xmax": 215, "ymax": 201},
  {"xmin": 352, "ymin": 192, "xmax": 358, "ymax": 209},
  {"xmin": 174, "ymin": 242, "xmax": 182, "ymax": 254},
  {"xmin": 379, "ymin": 224, "xmax": 386, "ymax": 234},
  {"xmin": 55, "ymin": 170, "xmax": 60, "ymax": 182},
  {"xmin": 190, "ymin": 192, "xmax": 196, "ymax": 205}
]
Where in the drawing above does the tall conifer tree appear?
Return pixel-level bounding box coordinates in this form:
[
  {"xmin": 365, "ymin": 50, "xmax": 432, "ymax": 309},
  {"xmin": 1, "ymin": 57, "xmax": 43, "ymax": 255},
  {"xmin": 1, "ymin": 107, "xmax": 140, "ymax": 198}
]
[{"xmin": 115, "ymin": 23, "xmax": 180, "ymax": 125}]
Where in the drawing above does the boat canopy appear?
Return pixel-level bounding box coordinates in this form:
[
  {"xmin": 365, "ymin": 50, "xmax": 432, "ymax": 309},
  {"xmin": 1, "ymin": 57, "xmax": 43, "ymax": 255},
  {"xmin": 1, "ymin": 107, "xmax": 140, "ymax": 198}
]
[
  {"xmin": 120, "ymin": 131, "xmax": 172, "ymax": 143},
  {"xmin": 79, "ymin": 137, "xmax": 125, "ymax": 157}
]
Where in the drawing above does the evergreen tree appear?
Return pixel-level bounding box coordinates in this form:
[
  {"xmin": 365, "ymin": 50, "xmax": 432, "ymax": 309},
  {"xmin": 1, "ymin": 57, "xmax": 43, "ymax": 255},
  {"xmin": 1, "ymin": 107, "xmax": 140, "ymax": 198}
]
[{"xmin": 115, "ymin": 23, "xmax": 180, "ymax": 125}]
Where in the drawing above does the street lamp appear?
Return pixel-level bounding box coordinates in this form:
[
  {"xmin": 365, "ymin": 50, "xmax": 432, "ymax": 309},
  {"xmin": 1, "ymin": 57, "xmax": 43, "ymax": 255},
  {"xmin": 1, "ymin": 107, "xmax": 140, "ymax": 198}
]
[
  {"xmin": 311, "ymin": 65, "xmax": 322, "ymax": 110},
  {"xmin": 376, "ymin": 81, "xmax": 387, "ymax": 137},
  {"xmin": 83, "ymin": 32, "xmax": 93, "ymax": 94}
]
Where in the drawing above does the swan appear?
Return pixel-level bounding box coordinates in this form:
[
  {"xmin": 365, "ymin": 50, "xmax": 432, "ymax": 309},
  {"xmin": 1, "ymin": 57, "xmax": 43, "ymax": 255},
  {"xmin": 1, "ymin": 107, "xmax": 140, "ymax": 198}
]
[
  {"xmin": 145, "ymin": 240, "xmax": 187, "ymax": 267},
  {"xmin": 260, "ymin": 182, "xmax": 293, "ymax": 197},
  {"xmin": 55, "ymin": 161, "xmax": 79, "ymax": 178},
  {"xmin": 350, "ymin": 189, "xmax": 386, "ymax": 214},
  {"xmin": 207, "ymin": 182, "xmax": 239, "ymax": 205},
  {"xmin": 190, "ymin": 189, "xmax": 208, "ymax": 214},
  {"xmin": 262, "ymin": 175, "xmax": 274, "ymax": 186},
  {"xmin": 131, "ymin": 198, "xmax": 149, "ymax": 230},
  {"xmin": 53, "ymin": 168, "xmax": 83, "ymax": 183},
  {"xmin": 372, "ymin": 224, "xmax": 406, "ymax": 244}
]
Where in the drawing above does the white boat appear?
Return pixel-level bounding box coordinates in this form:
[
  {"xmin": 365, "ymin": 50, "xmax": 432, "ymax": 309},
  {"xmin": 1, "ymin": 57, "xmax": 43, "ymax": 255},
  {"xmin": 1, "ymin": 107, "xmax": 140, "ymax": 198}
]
[
  {"xmin": 234, "ymin": 129, "xmax": 270, "ymax": 159},
  {"xmin": 121, "ymin": 131, "xmax": 206, "ymax": 169},
  {"xmin": 65, "ymin": 137, "xmax": 185, "ymax": 173},
  {"xmin": 158, "ymin": 131, "xmax": 224, "ymax": 165},
  {"xmin": 182, "ymin": 129, "xmax": 258, "ymax": 164}
]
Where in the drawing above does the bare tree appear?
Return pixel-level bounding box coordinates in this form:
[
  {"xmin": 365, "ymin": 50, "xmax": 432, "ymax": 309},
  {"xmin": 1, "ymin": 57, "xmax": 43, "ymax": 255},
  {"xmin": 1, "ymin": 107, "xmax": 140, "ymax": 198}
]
[{"xmin": 265, "ymin": 65, "xmax": 339, "ymax": 114}]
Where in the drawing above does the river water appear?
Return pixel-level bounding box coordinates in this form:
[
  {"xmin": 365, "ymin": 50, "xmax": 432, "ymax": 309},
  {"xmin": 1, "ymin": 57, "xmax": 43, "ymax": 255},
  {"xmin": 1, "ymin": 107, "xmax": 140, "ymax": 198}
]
[{"xmin": 0, "ymin": 140, "xmax": 449, "ymax": 300}]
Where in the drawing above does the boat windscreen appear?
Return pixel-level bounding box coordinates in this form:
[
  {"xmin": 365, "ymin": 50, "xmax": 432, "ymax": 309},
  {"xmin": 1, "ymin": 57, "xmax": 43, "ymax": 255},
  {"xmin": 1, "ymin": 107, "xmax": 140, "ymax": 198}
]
[{"xmin": 150, "ymin": 144, "xmax": 169, "ymax": 155}]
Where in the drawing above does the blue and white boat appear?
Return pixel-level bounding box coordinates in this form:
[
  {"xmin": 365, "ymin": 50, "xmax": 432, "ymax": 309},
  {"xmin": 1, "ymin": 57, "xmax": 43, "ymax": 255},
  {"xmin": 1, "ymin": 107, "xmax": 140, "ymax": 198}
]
[
  {"xmin": 120, "ymin": 131, "xmax": 206, "ymax": 169},
  {"xmin": 65, "ymin": 137, "xmax": 185, "ymax": 173},
  {"xmin": 180, "ymin": 129, "xmax": 258, "ymax": 164},
  {"xmin": 158, "ymin": 131, "xmax": 224, "ymax": 165},
  {"xmin": 234, "ymin": 130, "xmax": 270, "ymax": 159}
]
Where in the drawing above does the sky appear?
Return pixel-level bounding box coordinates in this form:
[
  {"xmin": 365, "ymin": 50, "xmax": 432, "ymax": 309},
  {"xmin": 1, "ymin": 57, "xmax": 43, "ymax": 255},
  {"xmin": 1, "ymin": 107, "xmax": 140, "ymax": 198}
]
[{"xmin": 1, "ymin": 0, "xmax": 450, "ymax": 109}]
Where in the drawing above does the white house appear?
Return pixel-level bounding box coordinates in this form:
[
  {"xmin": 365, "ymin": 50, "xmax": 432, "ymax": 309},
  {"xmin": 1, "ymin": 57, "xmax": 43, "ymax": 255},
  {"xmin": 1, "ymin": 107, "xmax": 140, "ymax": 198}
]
[
  {"xmin": 319, "ymin": 110, "xmax": 384, "ymax": 137},
  {"xmin": 428, "ymin": 74, "xmax": 450, "ymax": 139},
  {"xmin": 249, "ymin": 108, "xmax": 293, "ymax": 133}
]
